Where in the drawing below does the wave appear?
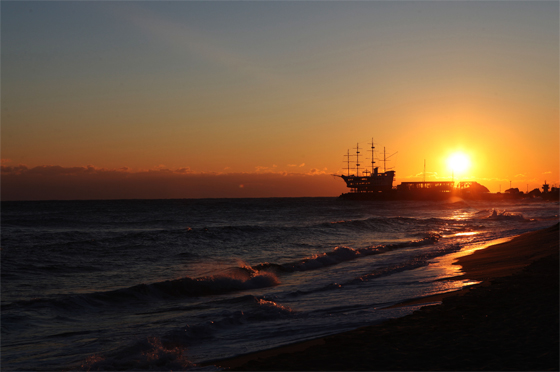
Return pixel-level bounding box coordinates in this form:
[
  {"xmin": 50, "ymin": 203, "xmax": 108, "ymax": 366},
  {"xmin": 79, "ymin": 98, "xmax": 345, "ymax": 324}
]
[
  {"xmin": 1, "ymin": 214, "xmax": 472, "ymax": 259},
  {"xmin": 482, "ymin": 209, "xmax": 528, "ymax": 221},
  {"xmin": 320, "ymin": 216, "xmax": 421, "ymax": 231},
  {"xmin": 318, "ymin": 215, "xmax": 487, "ymax": 235},
  {"xmin": 441, "ymin": 200, "xmax": 475, "ymax": 208},
  {"xmin": 3, "ymin": 268, "xmax": 280, "ymax": 313},
  {"xmin": 163, "ymin": 296, "xmax": 294, "ymax": 344},
  {"xmin": 535, "ymin": 215, "xmax": 560, "ymax": 221},
  {"xmin": 350, "ymin": 242, "xmax": 463, "ymax": 284},
  {"xmin": 287, "ymin": 242, "xmax": 464, "ymax": 298},
  {"xmin": 76, "ymin": 296, "xmax": 293, "ymax": 371},
  {"xmin": 126, "ymin": 271, "xmax": 280, "ymax": 299},
  {"xmin": 77, "ymin": 336, "xmax": 197, "ymax": 371},
  {"xmin": 254, "ymin": 233, "xmax": 441, "ymax": 273}
]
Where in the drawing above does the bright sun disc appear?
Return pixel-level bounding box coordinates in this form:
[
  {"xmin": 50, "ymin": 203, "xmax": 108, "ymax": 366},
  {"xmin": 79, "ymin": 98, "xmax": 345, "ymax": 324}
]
[{"xmin": 447, "ymin": 153, "xmax": 471, "ymax": 175}]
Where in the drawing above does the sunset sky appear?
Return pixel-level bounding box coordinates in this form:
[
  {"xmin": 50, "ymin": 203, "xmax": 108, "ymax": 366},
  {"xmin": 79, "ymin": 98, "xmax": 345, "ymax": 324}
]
[{"xmin": 2, "ymin": 1, "xmax": 558, "ymax": 200}]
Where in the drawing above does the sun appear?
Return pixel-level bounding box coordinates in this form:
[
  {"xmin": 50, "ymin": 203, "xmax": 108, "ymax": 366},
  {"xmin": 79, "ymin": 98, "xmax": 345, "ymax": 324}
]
[{"xmin": 447, "ymin": 152, "xmax": 471, "ymax": 176}]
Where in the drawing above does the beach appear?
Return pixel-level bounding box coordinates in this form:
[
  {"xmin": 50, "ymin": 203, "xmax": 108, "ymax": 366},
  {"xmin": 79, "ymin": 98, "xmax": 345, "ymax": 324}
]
[{"xmin": 212, "ymin": 223, "xmax": 559, "ymax": 371}]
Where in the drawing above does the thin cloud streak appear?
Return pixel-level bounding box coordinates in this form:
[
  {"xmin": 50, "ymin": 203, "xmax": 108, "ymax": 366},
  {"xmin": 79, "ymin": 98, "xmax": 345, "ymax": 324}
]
[
  {"xmin": 1, "ymin": 165, "xmax": 346, "ymax": 201},
  {"xmin": 120, "ymin": 3, "xmax": 287, "ymax": 87}
]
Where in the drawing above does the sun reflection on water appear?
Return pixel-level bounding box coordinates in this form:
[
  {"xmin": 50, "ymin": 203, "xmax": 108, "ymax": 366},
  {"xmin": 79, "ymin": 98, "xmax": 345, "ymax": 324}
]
[
  {"xmin": 450, "ymin": 211, "xmax": 474, "ymax": 221},
  {"xmin": 454, "ymin": 232, "xmax": 478, "ymax": 237}
]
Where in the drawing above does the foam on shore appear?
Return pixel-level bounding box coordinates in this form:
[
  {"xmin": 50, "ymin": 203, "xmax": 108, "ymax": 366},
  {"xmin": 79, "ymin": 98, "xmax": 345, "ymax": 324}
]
[{"xmin": 211, "ymin": 223, "xmax": 559, "ymax": 371}]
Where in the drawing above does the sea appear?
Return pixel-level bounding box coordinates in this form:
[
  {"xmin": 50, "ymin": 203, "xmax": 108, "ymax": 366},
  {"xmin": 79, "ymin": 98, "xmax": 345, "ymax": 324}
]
[{"xmin": 1, "ymin": 197, "xmax": 558, "ymax": 371}]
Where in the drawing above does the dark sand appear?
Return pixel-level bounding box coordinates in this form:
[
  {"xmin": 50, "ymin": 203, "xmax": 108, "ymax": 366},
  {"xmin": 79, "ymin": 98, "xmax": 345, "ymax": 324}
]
[{"xmin": 209, "ymin": 223, "xmax": 559, "ymax": 371}]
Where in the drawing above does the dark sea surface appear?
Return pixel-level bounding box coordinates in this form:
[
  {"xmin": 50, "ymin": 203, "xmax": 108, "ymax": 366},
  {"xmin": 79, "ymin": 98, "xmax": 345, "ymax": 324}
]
[{"xmin": 2, "ymin": 197, "xmax": 558, "ymax": 370}]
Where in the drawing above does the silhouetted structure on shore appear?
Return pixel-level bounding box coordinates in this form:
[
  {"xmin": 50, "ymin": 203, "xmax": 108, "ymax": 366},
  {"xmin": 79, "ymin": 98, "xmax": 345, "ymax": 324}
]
[
  {"xmin": 539, "ymin": 181, "xmax": 560, "ymax": 201},
  {"xmin": 338, "ymin": 141, "xmax": 558, "ymax": 201}
]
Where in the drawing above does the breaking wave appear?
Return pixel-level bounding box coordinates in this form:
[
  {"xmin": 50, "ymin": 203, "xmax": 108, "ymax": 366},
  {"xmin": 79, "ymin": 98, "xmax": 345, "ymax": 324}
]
[
  {"xmin": 77, "ymin": 295, "xmax": 293, "ymax": 371},
  {"xmin": 78, "ymin": 336, "xmax": 198, "ymax": 371},
  {"xmin": 254, "ymin": 233, "xmax": 441, "ymax": 273},
  {"xmin": 3, "ymin": 268, "xmax": 280, "ymax": 312},
  {"xmin": 349, "ymin": 243, "xmax": 463, "ymax": 284},
  {"xmin": 481, "ymin": 209, "xmax": 528, "ymax": 221}
]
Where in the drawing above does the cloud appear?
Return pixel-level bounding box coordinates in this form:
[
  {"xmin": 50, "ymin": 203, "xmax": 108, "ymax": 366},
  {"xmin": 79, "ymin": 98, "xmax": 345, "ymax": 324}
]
[
  {"xmin": 307, "ymin": 168, "xmax": 328, "ymax": 175},
  {"xmin": 515, "ymin": 174, "xmax": 526, "ymax": 178},
  {"xmin": 2, "ymin": 165, "xmax": 104, "ymax": 176},
  {"xmin": 543, "ymin": 171, "xmax": 552, "ymax": 174},
  {"xmin": 478, "ymin": 177, "xmax": 511, "ymax": 182},
  {"xmin": 120, "ymin": 3, "xmax": 285, "ymax": 87},
  {"xmin": 255, "ymin": 166, "xmax": 271, "ymax": 173},
  {"xmin": 1, "ymin": 164, "xmax": 347, "ymax": 200},
  {"xmin": 405, "ymin": 171, "xmax": 439, "ymax": 179}
]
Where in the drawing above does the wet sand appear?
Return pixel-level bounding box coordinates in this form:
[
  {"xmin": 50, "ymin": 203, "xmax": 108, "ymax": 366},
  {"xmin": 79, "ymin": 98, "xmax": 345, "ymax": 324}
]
[{"xmin": 209, "ymin": 223, "xmax": 559, "ymax": 370}]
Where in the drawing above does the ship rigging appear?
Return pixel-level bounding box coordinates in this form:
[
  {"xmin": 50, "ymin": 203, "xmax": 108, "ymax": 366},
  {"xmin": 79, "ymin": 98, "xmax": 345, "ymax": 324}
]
[
  {"xmin": 340, "ymin": 139, "xmax": 395, "ymax": 194},
  {"xmin": 338, "ymin": 139, "xmax": 490, "ymax": 200}
]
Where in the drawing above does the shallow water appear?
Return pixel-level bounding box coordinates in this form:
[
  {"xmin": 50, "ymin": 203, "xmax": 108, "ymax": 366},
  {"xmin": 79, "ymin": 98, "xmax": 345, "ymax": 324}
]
[{"xmin": 2, "ymin": 197, "xmax": 558, "ymax": 370}]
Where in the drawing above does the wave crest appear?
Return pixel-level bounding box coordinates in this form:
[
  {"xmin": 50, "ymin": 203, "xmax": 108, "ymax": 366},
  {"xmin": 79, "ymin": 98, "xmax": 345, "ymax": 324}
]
[
  {"xmin": 4, "ymin": 268, "xmax": 281, "ymax": 313},
  {"xmin": 485, "ymin": 209, "xmax": 527, "ymax": 221},
  {"xmin": 254, "ymin": 234, "xmax": 441, "ymax": 274},
  {"xmin": 79, "ymin": 337, "xmax": 196, "ymax": 371}
]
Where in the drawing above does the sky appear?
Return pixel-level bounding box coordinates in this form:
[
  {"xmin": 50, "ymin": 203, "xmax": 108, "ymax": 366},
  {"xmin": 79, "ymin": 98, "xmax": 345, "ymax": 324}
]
[{"xmin": 2, "ymin": 1, "xmax": 558, "ymax": 200}]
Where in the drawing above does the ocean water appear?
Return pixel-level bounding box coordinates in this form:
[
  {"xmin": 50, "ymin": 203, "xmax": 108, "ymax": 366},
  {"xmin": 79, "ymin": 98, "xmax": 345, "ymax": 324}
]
[{"xmin": 2, "ymin": 197, "xmax": 558, "ymax": 371}]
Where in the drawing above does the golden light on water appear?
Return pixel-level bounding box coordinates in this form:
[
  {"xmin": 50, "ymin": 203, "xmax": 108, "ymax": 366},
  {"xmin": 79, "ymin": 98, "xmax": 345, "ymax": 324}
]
[
  {"xmin": 442, "ymin": 231, "xmax": 479, "ymax": 238},
  {"xmin": 454, "ymin": 232, "xmax": 478, "ymax": 237}
]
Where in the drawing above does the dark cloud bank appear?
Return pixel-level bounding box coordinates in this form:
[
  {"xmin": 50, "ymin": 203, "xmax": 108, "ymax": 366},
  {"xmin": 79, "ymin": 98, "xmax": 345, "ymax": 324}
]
[{"xmin": 1, "ymin": 165, "xmax": 346, "ymax": 201}]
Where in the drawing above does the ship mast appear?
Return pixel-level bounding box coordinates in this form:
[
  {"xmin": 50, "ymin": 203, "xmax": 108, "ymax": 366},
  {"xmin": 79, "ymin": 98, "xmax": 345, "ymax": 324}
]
[
  {"xmin": 343, "ymin": 149, "xmax": 351, "ymax": 176},
  {"xmin": 355, "ymin": 143, "xmax": 361, "ymax": 177},
  {"xmin": 383, "ymin": 147, "xmax": 398, "ymax": 173},
  {"xmin": 369, "ymin": 138, "xmax": 375, "ymax": 176}
]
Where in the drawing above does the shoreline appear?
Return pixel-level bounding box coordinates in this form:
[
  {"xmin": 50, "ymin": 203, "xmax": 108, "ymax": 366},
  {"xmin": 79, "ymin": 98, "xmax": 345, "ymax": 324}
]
[{"xmin": 207, "ymin": 223, "xmax": 559, "ymax": 370}]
